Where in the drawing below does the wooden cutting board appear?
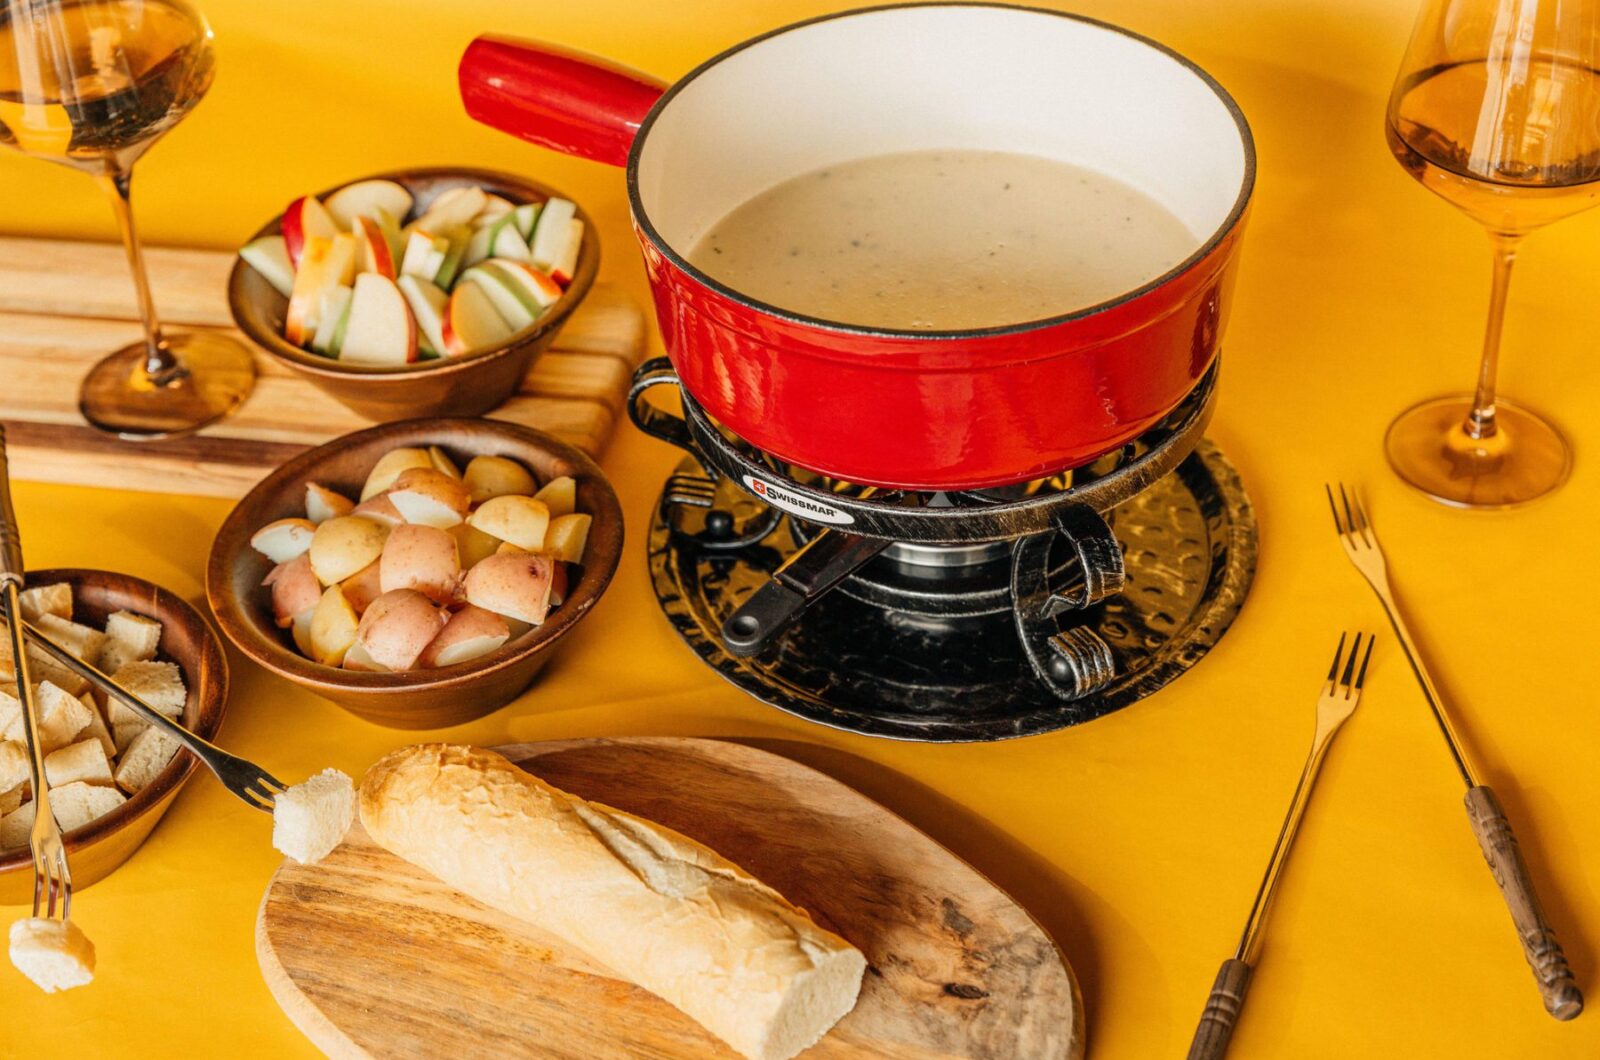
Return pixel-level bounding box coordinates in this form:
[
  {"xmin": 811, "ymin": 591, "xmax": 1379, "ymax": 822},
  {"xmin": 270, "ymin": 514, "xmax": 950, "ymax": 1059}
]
[
  {"xmin": 0, "ymin": 237, "xmax": 647, "ymax": 497},
  {"xmin": 256, "ymin": 738, "xmax": 1084, "ymax": 1060}
]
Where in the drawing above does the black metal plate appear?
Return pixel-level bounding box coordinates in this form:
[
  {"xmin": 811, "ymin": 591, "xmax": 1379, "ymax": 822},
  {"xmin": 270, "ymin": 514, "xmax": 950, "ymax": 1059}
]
[{"xmin": 648, "ymin": 441, "xmax": 1257, "ymax": 742}]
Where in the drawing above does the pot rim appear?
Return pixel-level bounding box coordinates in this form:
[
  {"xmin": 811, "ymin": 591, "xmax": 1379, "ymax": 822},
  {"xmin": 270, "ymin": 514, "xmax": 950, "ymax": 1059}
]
[{"xmin": 624, "ymin": 1, "xmax": 1256, "ymax": 346}]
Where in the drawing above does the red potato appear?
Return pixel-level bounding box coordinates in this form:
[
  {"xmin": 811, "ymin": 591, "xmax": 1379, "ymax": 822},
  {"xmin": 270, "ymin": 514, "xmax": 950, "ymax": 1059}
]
[
  {"xmin": 416, "ymin": 606, "xmax": 510, "ymax": 668},
  {"xmin": 308, "ymin": 516, "xmax": 390, "ymax": 585},
  {"xmin": 462, "ymin": 454, "xmax": 536, "ymax": 504},
  {"xmin": 307, "ymin": 585, "xmax": 360, "ymax": 666},
  {"xmin": 305, "ymin": 482, "xmax": 355, "ymax": 524},
  {"xmin": 264, "ymin": 553, "xmax": 322, "ymax": 628},
  {"xmin": 250, "ymin": 517, "xmax": 318, "ymax": 564},
  {"xmin": 467, "ymin": 494, "xmax": 550, "ymax": 551},
  {"xmin": 463, "ymin": 551, "xmax": 555, "ymax": 626},
  {"xmin": 379, "ymin": 524, "xmax": 461, "ymax": 604},
  {"xmin": 339, "ymin": 559, "xmax": 384, "ymax": 614},
  {"xmin": 342, "ymin": 640, "xmax": 388, "ymax": 673},
  {"xmin": 361, "ymin": 448, "xmax": 432, "ymax": 501},
  {"xmin": 355, "ymin": 590, "xmax": 447, "ymax": 671},
  {"xmin": 387, "ymin": 468, "xmax": 472, "ymax": 529},
  {"xmin": 350, "ymin": 494, "xmax": 406, "ymax": 527},
  {"xmin": 543, "ymin": 513, "xmax": 591, "ymax": 564},
  {"xmin": 451, "ymin": 522, "xmax": 501, "ymax": 569}
]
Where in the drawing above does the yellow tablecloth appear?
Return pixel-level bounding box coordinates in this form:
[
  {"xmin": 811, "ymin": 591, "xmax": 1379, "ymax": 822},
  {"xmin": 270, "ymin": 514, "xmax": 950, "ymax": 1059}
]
[{"xmin": 3, "ymin": 1, "xmax": 1598, "ymax": 1056}]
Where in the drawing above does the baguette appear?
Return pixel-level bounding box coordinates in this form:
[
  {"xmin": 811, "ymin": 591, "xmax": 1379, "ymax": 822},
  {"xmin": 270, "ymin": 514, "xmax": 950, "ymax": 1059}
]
[{"xmin": 360, "ymin": 745, "xmax": 866, "ymax": 1060}]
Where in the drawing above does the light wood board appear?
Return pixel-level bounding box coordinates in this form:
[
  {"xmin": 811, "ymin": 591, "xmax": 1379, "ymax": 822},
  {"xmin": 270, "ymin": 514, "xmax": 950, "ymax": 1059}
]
[
  {"xmin": 256, "ymin": 738, "xmax": 1084, "ymax": 1060},
  {"xmin": 0, "ymin": 237, "xmax": 647, "ymax": 497}
]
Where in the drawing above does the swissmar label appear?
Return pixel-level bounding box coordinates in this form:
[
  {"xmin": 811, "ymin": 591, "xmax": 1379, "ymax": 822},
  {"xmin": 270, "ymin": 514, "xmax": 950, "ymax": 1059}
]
[{"xmin": 742, "ymin": 474, "xmax": 855, "ymax": 526}]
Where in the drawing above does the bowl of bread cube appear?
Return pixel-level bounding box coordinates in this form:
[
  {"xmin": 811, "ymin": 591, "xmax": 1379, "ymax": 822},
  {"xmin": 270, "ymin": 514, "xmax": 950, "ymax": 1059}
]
[{"xmin": 0, "ymin": 570, "xmax": 228, "ymax": 904}]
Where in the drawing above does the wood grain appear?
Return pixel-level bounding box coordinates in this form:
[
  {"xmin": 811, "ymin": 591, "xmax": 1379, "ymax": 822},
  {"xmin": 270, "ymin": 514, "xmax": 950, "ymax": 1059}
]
[
  {"xmin": 0, "ymin": 238, "xmax": 646, "ymax": 497},
  {"xmin": 257, "ymin": 738, "xmax": 1084, "ymax": 1060}
]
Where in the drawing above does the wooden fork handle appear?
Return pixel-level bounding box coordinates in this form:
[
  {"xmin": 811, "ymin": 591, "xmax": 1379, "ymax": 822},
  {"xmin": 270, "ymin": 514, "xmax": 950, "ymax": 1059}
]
[
  {"xmin": 1186, "ymin": 958, "xmax": 1253, "ymax": 1060},
  {"xmin": 1465, "ymin": 785, "xmax": 1584, "ymax": 1020}
]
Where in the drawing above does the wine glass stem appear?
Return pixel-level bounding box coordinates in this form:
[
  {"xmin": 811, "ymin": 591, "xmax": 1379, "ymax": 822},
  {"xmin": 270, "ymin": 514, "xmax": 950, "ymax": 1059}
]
[
  {"xmin": 1466, "ymin": 232, "xmax": 1520, "ymax": 441},
  {"xmin": 95, "ymin": 168, "xmax": 181, "ymax": 385}
]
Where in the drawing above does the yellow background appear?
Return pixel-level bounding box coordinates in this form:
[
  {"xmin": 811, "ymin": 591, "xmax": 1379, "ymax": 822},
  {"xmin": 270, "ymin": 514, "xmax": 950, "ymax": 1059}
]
[{"xmin": 4, "ymin": 0, "xmax": 1600, "ymax": 1056}]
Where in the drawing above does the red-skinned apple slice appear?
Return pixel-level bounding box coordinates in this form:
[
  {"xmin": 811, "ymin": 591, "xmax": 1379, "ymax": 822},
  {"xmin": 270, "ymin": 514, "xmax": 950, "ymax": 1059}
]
[
  {"xmin": 397, "ymin": 275, "xmax": 448, "ymax": 356},
  {"xmin": 529, "ymin": 197, "xmax": 577, "ymax": 272},
  {"xmin": 340, "ymin": 274, "xmax": 418, "ymax": 365},
  {"xmin": 281, "ymin": 195, "xmax": 338, "ymax": 270},
  {"xmin": 440, "ymin": 280, "xmax": 513, "ymax": 357},
  {"xmin": 324, "ymin": 179, "xmax": 413, "ymax": 230},
  {"xmin": 417, "ymin": 186, "xmax": 487, "ymax": 231},
  {"xmin": 497, "ymin": 260, "xmax": 563, "ymax": 310},
  {"xmin": 285, "ymin": 234, "xmax": 359, "ymax": 346},
  {"xmin": 355, "ymin": 216, "xmax": 396, "ymax": 280},
  {"xmin": 549, "ymin": 219, "xmax": 584, "ymax": 287}
]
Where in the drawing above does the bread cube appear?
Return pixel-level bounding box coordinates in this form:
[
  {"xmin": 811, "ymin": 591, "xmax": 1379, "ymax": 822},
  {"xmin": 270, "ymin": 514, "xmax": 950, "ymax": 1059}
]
[
  {"xmin": 272, "ymin": 769, "xmax": 355, "ymax": 864},
  {"xmin": 49, "ymin": 781, "xmax": 125, "ymax": 833},
  {"xmin": 17, "ymin": 583, "xmax": 71, "ymax": 623},
  {"xmin": 0, "ymin": 646, "xmax": 89, "ymax": 697},
  {"xmin": 113, "ymin": 727, "xmax": 181, "ymax": 795},
  {"xmin": 43, "ymin": 739, "xmax": 113, "ymax": 789},
  {"xmin": 76, "ymin": 695, "xmax": 115, "ymax": 759},
  {"xmin": 3, "ymin": 683, "xmax": 95, "ymax": 753},
  {"xmin": 108, "ymin": 660, "xmax": 186, "ymax": 718},
  {"xmin": 32, "ymin": 614, "xmax": 107, "ymax": 664},
  {"xmin": 0, "ymin": 800, "xmax": 34, "ymax": 849},
  {"xmin": 96, "ymin": 611, "xmax": 163, "ymax": 675},
  {"xmin": 8, "ymin": 917, "xmax": 95, "ymax": 993},
  {"xmin": 0, "ymin": 689, "xmax": 19, "ymax": 743},
  {"xmin": 111, "ymin": 715, "xmax": 149, "ymax": 755},
  {"xmin": 0, "ymin": 740, "xmax": 28, "ymax": 794},
  {"xmin": 0, "ymin": 786, "xmax": 21, "ymax": 816}
]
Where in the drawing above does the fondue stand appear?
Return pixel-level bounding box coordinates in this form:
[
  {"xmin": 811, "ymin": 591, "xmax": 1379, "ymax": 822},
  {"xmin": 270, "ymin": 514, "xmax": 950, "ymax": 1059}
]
[{"xmin": 632, "ymin": 359, "xmax": 1256, "ymax": 741}]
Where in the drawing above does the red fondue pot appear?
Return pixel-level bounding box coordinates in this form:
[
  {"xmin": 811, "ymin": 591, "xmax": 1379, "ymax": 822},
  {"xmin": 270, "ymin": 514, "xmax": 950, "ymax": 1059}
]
[{"xmin": 461, "ymin": 3, "xmax": 1254, "ymax": 491}]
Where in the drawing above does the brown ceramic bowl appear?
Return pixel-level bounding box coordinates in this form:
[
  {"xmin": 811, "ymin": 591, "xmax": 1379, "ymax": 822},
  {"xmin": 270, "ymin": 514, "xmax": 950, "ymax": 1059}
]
[
  {"xmin": 0, "ymin": 569, "xmax": 229, "ymax": 905},
  {"xmin": 227, "ymin": 167, "xmax": 601, "ymax": 422},
  {"xmin": 205, "ymin": 419, "xmax": 623, "ymax": 730}
]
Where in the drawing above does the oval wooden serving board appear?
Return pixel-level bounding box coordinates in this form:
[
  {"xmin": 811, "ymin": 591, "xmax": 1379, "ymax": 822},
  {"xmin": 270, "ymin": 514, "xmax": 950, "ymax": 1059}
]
[{"xmin": 257, "ymin": 738, "xmax": 1083, "ymax": 1060}]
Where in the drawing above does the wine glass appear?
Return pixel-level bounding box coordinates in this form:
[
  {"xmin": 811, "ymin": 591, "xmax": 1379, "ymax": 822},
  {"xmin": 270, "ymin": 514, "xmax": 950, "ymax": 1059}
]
[
  {"xmin": 0, "ymin": 0, "xmax": 253, "ymax": 439},
  {"xmin": 1385, "ymin": 0, "xmax": 1600, "ymax": 507}
]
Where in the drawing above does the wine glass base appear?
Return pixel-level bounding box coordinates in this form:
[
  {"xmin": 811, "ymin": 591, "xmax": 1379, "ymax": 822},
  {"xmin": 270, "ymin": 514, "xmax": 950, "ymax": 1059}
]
[
  {"xmin": 1384, "ymin": 394, "xmax": 1572, "ymax": 509},
  {"xmin": 79, "ymin": 332, "xmax": 256, "ymax": 440}
]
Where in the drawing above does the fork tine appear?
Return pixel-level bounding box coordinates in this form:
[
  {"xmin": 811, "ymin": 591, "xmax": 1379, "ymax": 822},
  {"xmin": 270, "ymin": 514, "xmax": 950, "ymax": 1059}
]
[
  {"xmin": 1339, "ymin": 633, "xmax": 1363, "ymax": 694},
  {"xmin": 1326, "ymin": 631, "xmax": 1348, "ymax": 691},
  {"xmin": 1351, "ymin": 489, "xmax": 1374, "ymax": 546},
  {"xmin": 1324, "ymin": 483, "xmax": 1345, "ymax": 534},
  {"xmin": 1354, "ymin": 633, "xmax": 1376, "ymax": 690},
  {"xmin": 1338, "ymin": 483, "xmax": 1359, "ymax": 542}
]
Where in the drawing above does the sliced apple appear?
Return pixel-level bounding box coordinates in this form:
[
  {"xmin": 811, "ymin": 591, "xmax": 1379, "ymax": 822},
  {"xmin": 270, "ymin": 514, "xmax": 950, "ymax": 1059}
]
[
  {"xmin": 462, "ymin": 455, "xmax": 537, "ymax": 504},
  {"xmin": 307, "ymin": 585, "xmax": 360, "ymax": 666},
  {"xmin": 462, "ymin": 224, "xmax": 495, "ymax": 270},
  {"xmin": 399, "ymin": 229, "xmax": 448, "ymax": 281},
  {"xmin": 281, "ymin": 195, "xmax": 338, "ymax": 269},
  {"xmin": 489, "ymin": 214, "xmax": 532, "ymax": 263},
  {"xmin": 497, "ymin": 259, "xmax": 563, "ymax": 310},
  {"xmin": 473, "ymin": 194, "xmax": 516, "ymax": 228},
  {"xmin": 379, "ymin": 523, "xmax": 461, "ymax": 603},
  {"xmin": 340, "ymin": 274, "xmax": 417, "ymax": 366},
  {"xmin": 548, "ymin": 219, "xmax": 584, "ymax": 287},
  {"xmin": 339, "ymin": 558, "xmax": 384, "ymax": 614},
  {"xmin": 417, "ymin": 606, "xmax": 510, "ymax": 669},
  {"xmin": 305, "ymin": 483, "xmax": 355, "ymax": 524},
  {"xmin": 463, "ymin": 551, "xmax": 554, "ymax": 626},
  {"xmin": 374, "ymin": 208, "xmax": 405, "ymax": 268},
  {"xmin": 308, "ymin": 516, "xmax": 390, "ymax": 585},
  {"xmin": 324, "ymin": 179, "xmax": 413, "ymax": 230},
  {"xmin": 250, "ymin": 517, "xmax": 318, "ymax": 563},
  {"xmin": 355, "ymin": 589, "xmax": 446, "ymax": 671},
  {"xmin": 544, "ymin": 512, "xmax": 591, "ymax": 564},
  {"xmin": 434, "ymin": 227, "xmax": 471, "ymax": 289},
  {"xmin": 511, "ymin": 202, "xmax": 542, "ymax": 239},
  {"xmin": 459, "ymin": 266, "xmax": 535, "ymax": 331},
  {"xmin": 355, "ymin": 216, "xmax": 396, "ymax": 280},
  {"xmin": 441, "ymin": 280, "xmax": 513, "ymax": 357},
  {"xmin": 387, "ymin": 467, "xmax": 471, "ymax": 528},
  {"xmin": 310, "ymin": 284, "xmax": 353, "ymax": 357},
  {"xmin": 529, "ymin": 198, "xmax": 577, "ymax": 272},
  {"xmin": 396, "ymin": 274, "xmax": 449, "ymax": 357},
  {"xmin": 263, "ymin": 553, "xmax": 322, "ymax": 628},
  {"xmin": 417, "ymin": 186, "xmax": 487, "ymax": 231},
  {"xmin": 285, "ymin": 233, "xmax": 358, "ymax": 346},
  {"xmin": 468, "ymin": 494, "xmax": 550, "ymax": 551},
  {"xmin": 532, "ymin": 475, "xmax": 576, "ymax": 518},
  {"xmin": 360, "ymin": 448, "xmax": 432, "ymax": 500},
  {"xmin": 239, "ymin": 235, "xmax": 294, "ymax": 297}
]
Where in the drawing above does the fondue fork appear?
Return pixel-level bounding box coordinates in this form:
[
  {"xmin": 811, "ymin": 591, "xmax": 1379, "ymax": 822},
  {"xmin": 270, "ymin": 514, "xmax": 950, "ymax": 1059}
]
[
  {"xmin": 1186, "ymin": 632, "xmax": 1373, "ymax": 1060},
  {"xmin": 1327, "ymin": 483, "xmax": 1582, "ymax": 1020},
  {"xmin": 0, "ymin": 427, "xmax": 74, "ymax": 924}
]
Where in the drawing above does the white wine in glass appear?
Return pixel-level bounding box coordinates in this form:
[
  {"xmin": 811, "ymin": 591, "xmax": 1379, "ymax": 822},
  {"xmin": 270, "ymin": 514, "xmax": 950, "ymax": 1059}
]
[
  {"xmin": 1385, "ymin": 0, "xmax": 1600, "ymax": 507},
  {"xmin": 0, "ymin": 0, "xmax": 254, "ymax": 438}
]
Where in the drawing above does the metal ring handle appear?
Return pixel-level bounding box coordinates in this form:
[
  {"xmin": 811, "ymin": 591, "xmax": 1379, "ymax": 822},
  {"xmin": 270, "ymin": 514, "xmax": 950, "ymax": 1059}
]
[{"xmin": 628, "ymin": 358, "xmax": 698, "ymax": 457}]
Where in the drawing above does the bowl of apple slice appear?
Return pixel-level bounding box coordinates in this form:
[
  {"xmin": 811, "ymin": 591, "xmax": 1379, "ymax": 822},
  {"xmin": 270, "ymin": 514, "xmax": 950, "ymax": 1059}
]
[{"xmin": 229, "ymin": 168, "xmax": 599, "ymax": 422}]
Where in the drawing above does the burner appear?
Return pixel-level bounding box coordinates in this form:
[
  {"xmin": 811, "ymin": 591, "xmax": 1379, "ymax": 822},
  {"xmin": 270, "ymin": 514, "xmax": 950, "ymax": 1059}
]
[{"xmin": 631, "ymin": 359, "xmax": 1257, "ymax": 742}]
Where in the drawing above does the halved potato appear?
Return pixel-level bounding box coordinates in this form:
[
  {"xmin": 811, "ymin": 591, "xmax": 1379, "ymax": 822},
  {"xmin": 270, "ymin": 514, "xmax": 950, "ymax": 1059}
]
[
  {"xmin": 544, "ymin": 513, "xmax": 591, "ymax": 564},
  {"xmin": 360, "ymin": 448, "xmax": 432, "ymax": 501},
  {"xmin": 251, "ymin": 518, "xmax": 318, "ymax": 564},
  {"xmin": 308, "ymin": 585, "xmax": 360, "ymax": 666},
  {"xmin": 308, "ymin": 516, "xmax": 390, "ymax": 585},
  {"xmin": 428, "ymin": 446, "xmax": 462, "ymax": 479},
  {"xmin": 451, "ymin": 522, "xmax": 501, "ymax": 569},
  {"xmin": 264, "ymin": 553, "xmax": 322, "ymax": 628},
  {"xmin": 417, "ymin": 605, "xmax": 510, "ymax": 668},
  {"xmin": 532, "ymin": 475, "xmax": 576, "ymax": 518},
  {"xmin": 387, "ymin": 468, "xmax": 471, "ymax": 528},
  {"xmin": 339, "ymin": 558, "xmax": 384, "ymax": 614},
  {"xmin": 463, "ymin": 551, "xmax": 554, "ymax": 625},
  {"xmin": 351, "ymin": 494, "xmax": 406, "ymax": 527},
  {"xmin": 467, "ymin": 495, "xmax": 550, "ymax": 551},
  {"xmin": 379, "ymin": 524, "xmax": 461, "ymax": 604},
  {"xmin": 355, "ymin": 589, "xmax": 447, "ymax": 671},
  {"xmin": 462, "ymin": 455, "xmax": 537, "ymax": 504},
  {"xmin": 342, "ymin": 640, "xmax": 388, "ymax": 672},
  {"xmin": 305, "ymin": 483, "xmax": 355, "ymax": 524}
]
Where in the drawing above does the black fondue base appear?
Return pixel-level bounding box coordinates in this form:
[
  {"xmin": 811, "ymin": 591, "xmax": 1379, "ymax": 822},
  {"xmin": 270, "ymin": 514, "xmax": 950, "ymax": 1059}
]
[{"xmin": 647, "ymin": 443, "xmax": 1257, "ymax": 742}]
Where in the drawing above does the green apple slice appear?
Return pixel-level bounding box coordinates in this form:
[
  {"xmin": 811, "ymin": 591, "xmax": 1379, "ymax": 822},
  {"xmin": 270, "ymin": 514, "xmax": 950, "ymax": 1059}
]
[
  {"xmin": 400, "ymin": 229, "xmax": 447, "ymax": 280},
  {"xmin": 434, "ymin": 227, "xmax": 472, "ymax": 290},
  {"xmin": 310, "ymin": 284, "xmax": 353, "ymax": 356},
  {"xmin": 511, "ymin": 202, "xmax": 542, "ymax": 239},
  {"xmin": 463, "ymin": 225, "xmax": 495, "ymax": 271},
  {"xmin": 398, "ymin": 274, "xmax": 449, "ymax": 356},
  {"xmin": 239, "ymin": 235, "xmax": 295, "ymax": 297},
  {"xmin": 529, "ymin": 198, "xmax": 577, "ymax": 272},
  {"xmin": 489, "ymin": 214, "xmax": 532, "ymax": 263},
  {"xmin": 492, "ymin": 258, "xmax": 563, "ymax": 310},
  {"xmin": 459, "ymin": 264, "xmax": 536, "ymax": 331}
]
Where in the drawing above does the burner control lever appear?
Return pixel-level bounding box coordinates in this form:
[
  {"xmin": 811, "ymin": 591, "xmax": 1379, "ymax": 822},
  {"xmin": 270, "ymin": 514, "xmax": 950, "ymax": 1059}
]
[
  {"xmin": 721, "ymin": 529, "xmax": 891, "ymax": 657},
  {"xmin": 1012, "ymin": 505, "xmax": 1125, "ymax": 701}
]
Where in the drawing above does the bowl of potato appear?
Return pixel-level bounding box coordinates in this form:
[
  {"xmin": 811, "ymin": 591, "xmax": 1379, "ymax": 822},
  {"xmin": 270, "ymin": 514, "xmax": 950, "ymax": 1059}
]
[
  {"xmin": 0, "ymin": 569, "xmax": 229, "ymax": 905},
  {"xmin": 204, "ymin": 419, "xmax": 622, "ymax": 729},
  {"xmin": 228, "ymin": 167, "xmax": 600, "ymax": 423}
]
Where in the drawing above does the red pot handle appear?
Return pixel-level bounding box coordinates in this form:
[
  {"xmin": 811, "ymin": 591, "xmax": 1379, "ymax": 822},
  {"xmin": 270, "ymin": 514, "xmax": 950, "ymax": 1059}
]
[{"xmin": 459, "ymin": 35, "xmax": 667, "ymax": 168}]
